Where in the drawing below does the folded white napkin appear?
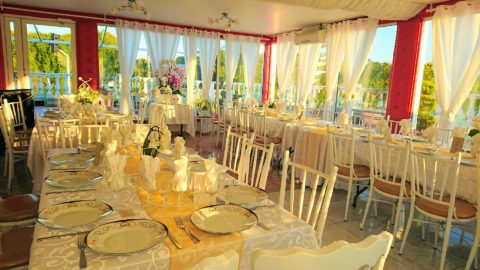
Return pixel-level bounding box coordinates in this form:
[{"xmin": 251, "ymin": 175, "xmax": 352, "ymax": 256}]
[
  {"xmin": 377, "ymin": 118, "xmax": 389, "ymax": 134},
  {"xmin": 160, "ymin": 126, "xmax": 172, "ymax": 151},
  {"xmin": 100, "ymin": 140, "xmax": 118, "ymax": 168},
  {"xmin": 106, "ymin": 153, "xmax": 128, "ymax": 191},
  {"xmin": 173, "ymin": 136, "xmax": 185, "ymax": 159},
  {"xmin": 139, "ymin": 155, "xmax": 161, "ymax": 191},
  {"xmin": 173, "ymin": 156, "xmax": 188, "ymax": 192},
  {"xmin": 204, "ymin": 159, "xmax": 219, "ymax": 193},
  {"xmin": 338, "ymin": 110, "xmax": 349, "ymax": 125},
  {"xmin": 423, "ymin": 126, "xmax": 439, "ymax": 143},
  {"xmin": 399, "ymin": 119, "xmax": 412, "ymax": 136},
  {"xmin": 134, "ymin": 125, "xmax": 150, "ymax": 145},
  {"xmin": 118, "ymin": 124, "xmax": 135, "ymax": 147}
]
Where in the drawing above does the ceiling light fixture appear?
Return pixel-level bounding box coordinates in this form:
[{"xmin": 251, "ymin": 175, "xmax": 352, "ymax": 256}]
[
  {"xmin": 111, "ymin": 0, "xmax": 149, "ymax": 19},
  {"xmin": 208, "ymin": 12, "xmax": 239, "ymax": 32}
]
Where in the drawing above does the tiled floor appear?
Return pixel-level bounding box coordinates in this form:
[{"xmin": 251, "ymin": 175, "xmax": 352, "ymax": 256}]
[{"xmin": 1, "ymin": 130, "xmax": 476, "ymax": 269}]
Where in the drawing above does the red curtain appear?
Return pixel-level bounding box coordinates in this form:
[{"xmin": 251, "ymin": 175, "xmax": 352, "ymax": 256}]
[{"xmin": 75, "ymin": 20, "xmax": 99, "ymax": 89}]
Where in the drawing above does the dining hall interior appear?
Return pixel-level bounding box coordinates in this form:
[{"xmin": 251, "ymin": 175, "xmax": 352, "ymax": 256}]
[{"xmin": 0, "ymin": 0, "xmax": 480, "ymax": 269}]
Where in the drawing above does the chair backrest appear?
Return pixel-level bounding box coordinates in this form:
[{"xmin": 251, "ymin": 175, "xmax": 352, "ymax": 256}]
[
  {"xmin": 222, "ymin": 126, "xmax": 252, "ymax": 177},
  {"xmin": 279, "ymin": 150, "xmax": 338, "ymax": 246},
  {"xmin": 369, "ymin": 136, "xmax": 410, "ymax": 195},
  {"xmin": 409, "ymin": 147, "xmax": 462, "ymax": 219},
  {"xmin": 35, "ymin": 113, "xmax": 60, "ymax": 153},
  {"xmin": 225, "ymin": 107, "xmax": 238, "ymax": 128},
  {"xmin": 384, "ymin": 117, "xmax": 403, "ymax": 134},
  {"xmin": 238, "ymin": 140, "xmax": 274, "ymax": 190},
  {"xmin": 437, "ymin": 127, "xmax": 452, "ymax": 146},
  {"xmin": 137, "ymin": 100, "xmax": 149, "ymax": 124},
  {"xmin": 238, "ymin": 109, "xmax": 250, "ymax": 135},
  {"xmin": 250, "ymin": 112, "xmax": 267, "ymax": 144},
  {"xmin": 304, "ymin": 108, "xmax": 323, "ymax": 119},
  {"xmin": 328, "ymin": 127, "xmax": 356, "ymax": 178},
  {"xmin": 3, "ymin": 96, "xmax": 27, "ymax": 131},
  {"xmin": 188, "ymin": 250, "xmax": 239, "ymax": 270},
  {"xmin": 0, "ymin": 106, "xmax": 13, "ymax": 149},
  {"xmin": 353, "ymin": 112, "xmax": 384, "ymax": 129},
  {"xmin": 251, "ymin": 231, "xmax": 393, "ymax": 270},
  {"xmin": 60, "ymin": 122, "xmax": 107, "ymax": 148}
]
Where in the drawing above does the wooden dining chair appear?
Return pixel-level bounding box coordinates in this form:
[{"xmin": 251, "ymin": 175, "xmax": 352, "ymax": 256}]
[
  {"xmin": 35, "ymin": 113, "xmax": 60, "ymax": 158},
  {"xmin": 222, "ymin": 126, "xmax": 254, "ymax": 179},
  {"xmin": 211, "ymin": 105, "xmax": 227, "ymax": 147},
  {"xmin": 399, "ymin": 149, "xmax": 476, "ymax": 270},
  {"xmin": 0, "ymin": 194, "xmax": 40, "ymax": 227},
  {"xmin": 279, "ymin": 150, "xmax": 338, "ymax": 246},
  {"xmin": 238, "ymin": 140, "xmax": 274, "ymax": 190},
  {"xmin": 59, "ymin": 123, "xmax": 107, "ymax": 148},
  {"xmin": 328, "ymin": 127, "xmax": 370, "ymax": 221},
  {"xmin": 188, "ymin": 250, "xmax": 239, "ymax": 270},
  {"xmin": 360, "ymin": 135, "xmax": 410, "ymax": 247},
  {"xmin": 0, "ymin": 225, "xmax": 35, "ymax": 269},
  {"xmin": 3, "ymin": 96, "xmax": 27, "ymax": 131},
  {"xmin": 251, "ymin": 231, "xmax": 393, "ymax": 270}
]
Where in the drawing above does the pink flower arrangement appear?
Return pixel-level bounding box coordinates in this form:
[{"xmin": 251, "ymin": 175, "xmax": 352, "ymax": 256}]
[{"xmin": 157, "ymin": 65, "xmax": 185, "ymax": 91}]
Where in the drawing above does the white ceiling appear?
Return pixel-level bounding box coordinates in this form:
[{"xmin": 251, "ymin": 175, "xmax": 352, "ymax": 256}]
[{"xmin": 3, "ymin": 0, "xmax": 442, "ymax": 35}]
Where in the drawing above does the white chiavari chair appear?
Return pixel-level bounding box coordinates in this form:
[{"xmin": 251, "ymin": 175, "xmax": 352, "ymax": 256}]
[
  {"xmin": 360, "ymin": 136, "xmax": 410, "ymax": 247},
  {"xmin": 60, "ymin": 122, "xmax": 107, "ymax": 148},
  {"xmin": 238, "ymin": 140, "xmax": 274, "ymax": 190},
  {"xmin": 226, "ymin": 107, "xmax": 239, "ymax": 133},
  {"xmin": 352, "ymin": 112, "xmax": 385, "ymax": 129},
  {"xmin": 252, "ymin": 231, "xmax": 393, "ymax": 270},
  {"xmin": 466, "ymin": 156, "xmax": 480, "ymax": 270},
  {"xmin": 0, "ymin": 106, "xmax": 29, "ymax": 188},
  {"xmin": 3, "ymin": 96, "xmax": 27, "ymax": 131},
  {"xmin": 35, "ymin": 113, "xmax": 60, "ymax": 158},
  {"xmin": 212, "ymin": 105, "xmax": 227, "ymax": 147},
  {"xmin": 399, "ymin": 149, "xmax": 476, "ymax": 270},
  {"xmin": 437, "ymin": 126, "xmax": 453, "ymax": 146},
  {"xmin": 222, "ymin": 126, "xmax": 253, "ymax": 179},
  {"xmin": 188, "ymin": 250, "xmax": 239, "ymax": 270},
  {"xmin": 279, "ymin": 150, "xmax": 338, "ymax": 246},
  {"xmin": 238, "ymin": 109, "xmax": 250, "ymax": 135},
  {"xmin": 304, "ymin": 108, "xmax": 324, "ymax": 119},
  {"xmin": 137, "ymin": 99, "xmax": 149, "ymax": 124},
  {"xmin": 328, "ymin": 126, "xmax": 370, "ymax": 221}
]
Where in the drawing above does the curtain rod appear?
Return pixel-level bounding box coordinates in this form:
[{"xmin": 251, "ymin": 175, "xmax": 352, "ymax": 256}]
[
  {"xmin": 2, "ymin": 6, "xmax": 115, "ymax": 22},
  {"xmin": 426, "ymin": 0, "xmax": 480, "ymax": 13}
]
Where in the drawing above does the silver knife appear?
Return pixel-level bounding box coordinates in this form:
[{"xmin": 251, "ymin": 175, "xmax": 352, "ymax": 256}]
[
  {"xmin": 37, "ymin": 231, "xmax": 90, "ymax": 242},
  {"xmin": 167, "ymin": 231, "xmax": 182, "ymax": 249}
]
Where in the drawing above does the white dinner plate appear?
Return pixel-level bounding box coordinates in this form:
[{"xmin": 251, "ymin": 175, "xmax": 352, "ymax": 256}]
[
  {"xmin": 220, "ymin": 185, "xmax": 268, "ymax": 206},
  {"xmin": 48, "ymin": 152, "xmax": 95, "ymax": 165},
  {"xmin": 44, "ymin": 171, "xmax": 103, "ymax": 188},
  {"xmin": 37, "ymin": 200, "xmax": 112, "ymax": 229},
  {"xmin": 86, "ymin": 219, "xmax": 167, "ymax": 255},
  {"xmin": 78, "ymin": 143, "xmax": 98, "ymax": 152},
  {"xmin": 191, "ymin": 205, "xmax": 257, "ymax": 234}
]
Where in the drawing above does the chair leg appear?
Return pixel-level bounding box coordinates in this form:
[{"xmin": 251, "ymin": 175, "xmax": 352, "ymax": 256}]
[
  {"xmin": 8, "ymin": 152, "xmax": 14, "ymax": 190},
  {"xmin": 466, "ymin": 221, "xmax": 480, "ymax": 270},
  {"xmin": 344, "ymin": 180, "xmax": 353, "ymax": 221},
  {"xmin": 422, "ymin": 222, "xmax": 426, "ymax": 241},
  {"xmin": 360, "ymin": 187, "xmax": 374, "ymax": 230},
  {"xmin": 374, "ymin": 200, "xmax": 378, "ymax": 218},
  {"xmin": 434, "ymin": 224, "xmax": 440, "ymax": 249},
  {"xmin": 439, "ymin": 218, "xmax": 453, "ymax": 270},
  {"xmin": 391, "ymin": 198, "xmax": 403, "ymax": 248},
  {"xmin": 399, "ymin": 203, "xmax": 415, "ymax": 255},
  {"xmin": 4, "ymin": 151, "xmax": 8, "ymax": 177}
]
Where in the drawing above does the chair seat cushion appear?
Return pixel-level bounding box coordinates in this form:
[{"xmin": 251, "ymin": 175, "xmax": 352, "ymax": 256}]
[
  {"xmin": 255, "ymin": 136, "xmax": 282, "ymax": 145},
  {"xmin": 337, "ymin": 164, "xmax": 370, "ymax": 179},
  {"xmin": 416, "ymin": 195, "xmax": 476, "ymax": 220},
  {"xmin": 374, "ymin": 179, "xmax": 413, "ymax": 197},
  {"xmin": 0, "ymin": 225, "xmax": 34, "ymax": 269},
  {"xmin": 0, "ymin": 194, "xmax": 40, "ymax": 222}
]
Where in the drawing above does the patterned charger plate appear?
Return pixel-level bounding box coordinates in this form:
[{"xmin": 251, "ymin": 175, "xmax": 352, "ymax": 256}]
[
  {"xmin": 220, "ymin": 185, "xmax": 268, "ymax": 206},
  {"xmin": 48, "ymin": 152, "xmax": 95, "ymax": 165},
  {"xmin": 191, "ymin": 205, "xmax": 257, "ymax": 234},
  {"xmin": 37, "ymin": 200, "xmax": 112, "ymax": 229},
  {"xmin": 86, "ymin": 219, "xmax": 167, "ymax": 255},
  {"xmin": 44, "ymin": 171, "xmax": 102, "ymax": 188}
]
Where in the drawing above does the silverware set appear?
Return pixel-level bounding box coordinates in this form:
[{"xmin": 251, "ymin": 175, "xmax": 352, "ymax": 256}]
[{"xmin": 174, "ymin": 216, "xmax": 200, "ymax": 244}]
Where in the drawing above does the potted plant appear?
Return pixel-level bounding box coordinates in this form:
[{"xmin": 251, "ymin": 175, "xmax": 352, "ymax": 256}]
[{"xmin": 194, "ymin": 97, "xmax": 213, "ymax": 116}]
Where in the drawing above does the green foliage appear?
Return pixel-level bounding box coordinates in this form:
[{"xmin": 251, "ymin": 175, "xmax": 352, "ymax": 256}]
[
  {"xmin": 416, "ymin": 62, "xmax": 437, "ymax": 130},
  {"xmin": 194, "ymin": 97, "xmax": 213, "ymax": 112}
]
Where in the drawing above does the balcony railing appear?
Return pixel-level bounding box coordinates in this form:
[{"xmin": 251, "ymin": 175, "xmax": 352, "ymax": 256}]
[{"xmin": 30, "ymin": 72, "xmax": 72, "ymax": 102}]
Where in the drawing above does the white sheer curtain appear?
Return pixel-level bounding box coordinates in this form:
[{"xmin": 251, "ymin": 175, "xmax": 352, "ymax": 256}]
[
  {"xmin": 242, "ymin": 37, "xmax": 261, "ymax": 102},
  {"xmin": 297, "ymin": 43, "xmax": 321, "ymax": 106},
  {"xmin": 197, "ymin": 31, "xmax": 220, "ymax": 98},
  {"xmin": 433, "ymin": 1, "xmax": 480, "ymax": 128},
  {"xmin": 224, "ymin": 34, "xmax": 242, "ymax": 105},
  {"xmin": 342, "ymin": 18, "xmax": 377, "ymax": 111},
  {"xmin": 116, "ymin": 20, "xmax": 142, "ymax": 115},
  {"xmin": 183, "ymin": 29, "xmax": 198, "ymax": 106},
  {"xmin": 325, "ymin": 23, "xmax": 345, "ymax": 116},
  {"xmin": 276, "ymin": 33, "xmax": 298, "ymax": 101},
  {"xmin": 144, "ymin": 25, "xmax": 181, "ymax": 71}
]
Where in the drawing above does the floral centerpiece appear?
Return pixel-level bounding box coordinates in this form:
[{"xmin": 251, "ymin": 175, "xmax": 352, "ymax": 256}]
[
  {"xmin": 194, "ymin": 97, "xmax": 213, "ymax": 116},
  {"xmin": 155, "ymin": 62, "xmax": 185, "ymax": 97},
  {"xmin": 59, "ymin": 77, "xmax": 106, "ymax": 119}
]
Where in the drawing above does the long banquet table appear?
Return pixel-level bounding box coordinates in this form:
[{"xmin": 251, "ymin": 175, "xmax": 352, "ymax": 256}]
[{"xmin": 30, "ymin": 148, "xmax": 319, "ymax": 270}]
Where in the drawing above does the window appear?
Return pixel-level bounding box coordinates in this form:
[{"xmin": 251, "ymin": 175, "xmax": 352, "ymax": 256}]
[
  {"xmin": 334, "ymin": 25, "xmax": 397, "ymax": 113},
  {"xmin": 413, "ymin": 20, "xmax": 480, "ymax": 130}
]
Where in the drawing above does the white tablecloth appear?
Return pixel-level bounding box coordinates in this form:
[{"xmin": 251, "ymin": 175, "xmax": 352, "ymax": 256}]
[
  {"xmin": 149, "ymin": 103, "xmax": 195, "ymax": 138},
  {"xmin": 29, "ymin": 148, "xmax": 319, "ymax": 270}
]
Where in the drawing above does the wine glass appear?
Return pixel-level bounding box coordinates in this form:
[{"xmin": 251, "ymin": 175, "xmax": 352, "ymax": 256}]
[
  {"xmin": 205, "ymin": 174, "xmax": 218, "ymax": 204},
  {"xmin": 141, "ymin": 174, "xmax": 156, "ymax": 208},
  {"xmin": 172, "ymin": 175, "xmax": 188, "ymax": 208},
  {"xmin": 155, "ymin": 171, "xmax": 172, "ymax": 208},
  {"xmin": 189, "ymin": 172, "xmax": 205, "ymax": 206}
]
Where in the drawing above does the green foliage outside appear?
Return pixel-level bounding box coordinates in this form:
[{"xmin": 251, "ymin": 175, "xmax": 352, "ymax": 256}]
[{"xmin": 416, "ymin": 62, "xmax": 437, "ymax": 130}]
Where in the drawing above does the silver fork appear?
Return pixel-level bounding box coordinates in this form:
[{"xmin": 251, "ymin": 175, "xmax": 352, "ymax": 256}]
[
  {"xmin": 77, "ymin": 233, "xmax": 88, "ymax": 269},
  {"xmin": 174, "ymin": 216, "xmax": 200, "ymax": 243}
]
